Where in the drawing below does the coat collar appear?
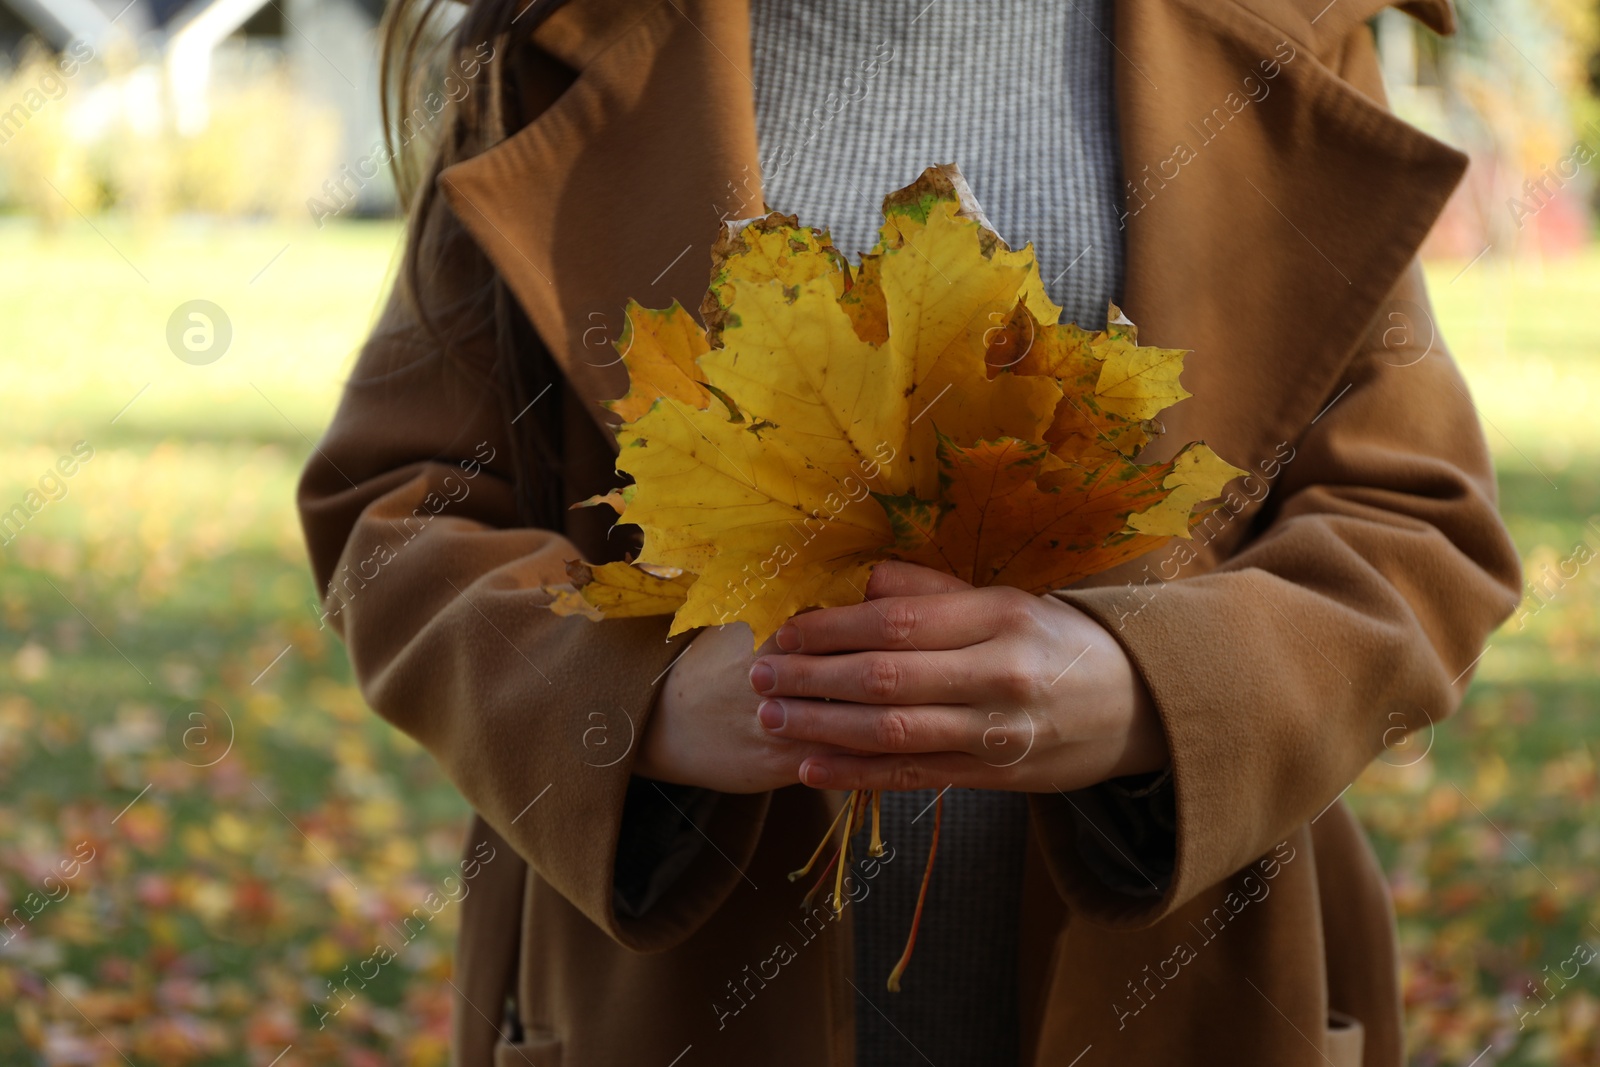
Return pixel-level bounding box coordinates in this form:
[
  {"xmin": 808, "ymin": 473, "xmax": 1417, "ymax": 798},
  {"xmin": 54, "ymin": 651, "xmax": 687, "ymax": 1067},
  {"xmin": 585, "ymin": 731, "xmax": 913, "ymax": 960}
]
[
  {"xmin": 1106, "ymin": 0, "xmax": 1466, "ymax": 473},
  {"xmin": 440, "ymin": 0, "xmax": 1466, "ymax": 467},
  {"xmin": 440, "ymin": 0, "xmax": 761, "ymax": 434}
]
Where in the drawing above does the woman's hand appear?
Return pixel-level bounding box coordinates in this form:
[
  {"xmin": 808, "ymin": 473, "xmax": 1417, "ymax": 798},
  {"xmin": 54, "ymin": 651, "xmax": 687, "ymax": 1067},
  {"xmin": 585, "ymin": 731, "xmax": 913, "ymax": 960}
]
[
  {"xmin": 748, "ymin": 561, "xmax": 1169, "ymax": 794},
  {"xmin": 636, "ymin": 621, "xmax": 831, "ymax": 794}
]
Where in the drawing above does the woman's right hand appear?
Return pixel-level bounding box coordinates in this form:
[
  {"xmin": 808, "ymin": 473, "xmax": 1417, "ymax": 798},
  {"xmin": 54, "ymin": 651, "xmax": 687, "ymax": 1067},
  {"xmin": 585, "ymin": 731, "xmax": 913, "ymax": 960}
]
[{"xmin": 635, "ymin": 623, "xmax": 822, "ymax": 794}]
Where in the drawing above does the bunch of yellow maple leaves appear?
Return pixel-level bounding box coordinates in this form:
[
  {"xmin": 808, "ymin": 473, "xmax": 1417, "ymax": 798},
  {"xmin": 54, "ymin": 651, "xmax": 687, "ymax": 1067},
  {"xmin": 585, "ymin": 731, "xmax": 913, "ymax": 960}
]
[
  {"xmin": 552, "ymin": 163, "xmax": 1241, "ymax": 640},
  {"xmin": 546, "ymin": 163, "xmax": 1244, "ymax": 989}
]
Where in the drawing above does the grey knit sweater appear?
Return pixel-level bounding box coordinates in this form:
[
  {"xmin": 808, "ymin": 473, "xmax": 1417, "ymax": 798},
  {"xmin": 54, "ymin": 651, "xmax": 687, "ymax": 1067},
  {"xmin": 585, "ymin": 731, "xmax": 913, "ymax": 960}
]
[{"xmin": 750, "ymin": 0, "xmax": 1125, "ymax": 331}]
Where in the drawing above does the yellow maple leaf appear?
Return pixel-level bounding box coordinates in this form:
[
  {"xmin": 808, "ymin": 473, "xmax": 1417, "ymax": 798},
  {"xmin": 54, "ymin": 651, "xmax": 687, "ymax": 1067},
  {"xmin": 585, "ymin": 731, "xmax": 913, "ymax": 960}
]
[
  {"xmin": 881, "ymin": 435, "xmax": 1244, "ymax": 588},
  {"xmin": 1094, "ymin": 307, "xmax": 1192, "ymax": 421},
  {"xmin": 546, "ymin": 560, "xmax": 694, "ymax": 619},
  {"xmin": 616, "ymin": 271, "xmax": 903, "ymax": 643},
  {"xmin": 573, "ymin": 487, "xmax": 629, "ymax": 514},
  {"xmin": 700, "ymin": 214, "xmax": 847, "ymax": 346},
  {"xmin": 987, "ymin": 301, "xmax": 1191, "ymax": 465},
  {"xmin": 605, "ymin": 303, "xmax": 714, "ymax": 424},
  {"xmin": 1125, "ymin": 444, "xmax": 1246, "ymax": 538},
  {"xmin": 875, "ymin": 168, "xmax": 1062, "ymax": 498},
  {"xmin": 543, "ymin": 587, "xmax": 605, "ymax": 621}
]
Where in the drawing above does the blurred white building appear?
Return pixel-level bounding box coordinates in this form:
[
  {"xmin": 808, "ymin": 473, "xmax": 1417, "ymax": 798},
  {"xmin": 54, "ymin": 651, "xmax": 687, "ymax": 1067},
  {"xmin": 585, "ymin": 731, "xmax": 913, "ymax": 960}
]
[{"xmin": 0, "ymin": 0, "xmax": 395, "ymax": 216}]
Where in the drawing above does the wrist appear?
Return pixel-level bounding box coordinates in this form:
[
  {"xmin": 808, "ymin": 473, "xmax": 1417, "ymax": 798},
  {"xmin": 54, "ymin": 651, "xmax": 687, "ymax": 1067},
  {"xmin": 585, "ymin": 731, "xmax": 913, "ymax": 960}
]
[
  {"xmin": 1041, "ymin": 596, "xmax": 1167, "ymax": 780},
  {"xmin": 1105, "ymin": 644, "xmax": 1167, "ymax": 777}
]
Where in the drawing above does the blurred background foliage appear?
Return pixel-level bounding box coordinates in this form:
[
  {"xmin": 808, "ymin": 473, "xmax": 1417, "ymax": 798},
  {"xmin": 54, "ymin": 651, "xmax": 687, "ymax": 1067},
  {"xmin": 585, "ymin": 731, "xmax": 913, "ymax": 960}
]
[{"xmin": 1, "ymin": 1, "xmax": 1598, "ymax": 1065}]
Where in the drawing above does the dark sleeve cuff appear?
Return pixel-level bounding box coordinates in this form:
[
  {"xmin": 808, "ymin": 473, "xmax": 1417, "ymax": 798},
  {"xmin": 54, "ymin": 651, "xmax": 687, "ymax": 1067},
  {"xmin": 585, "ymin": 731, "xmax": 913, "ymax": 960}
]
[
  {"xmin": 613, "ymin": 776, "xmax": 723, "ymax": 919},
  {"xmin": 1062, "ymin": 767, "xmax": 1176, "ymax": 899}
]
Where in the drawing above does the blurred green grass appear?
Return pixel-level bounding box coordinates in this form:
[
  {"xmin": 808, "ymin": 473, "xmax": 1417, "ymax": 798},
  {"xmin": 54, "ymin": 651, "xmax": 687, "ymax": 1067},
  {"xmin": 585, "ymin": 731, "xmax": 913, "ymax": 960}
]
[
  {"xmin": 0, "ymin": 219, "xmax": 464, "ymax": 1067},
  {"xmin": 0, "ymin": 220, "xmax": 1596, "ymax": 1065}
]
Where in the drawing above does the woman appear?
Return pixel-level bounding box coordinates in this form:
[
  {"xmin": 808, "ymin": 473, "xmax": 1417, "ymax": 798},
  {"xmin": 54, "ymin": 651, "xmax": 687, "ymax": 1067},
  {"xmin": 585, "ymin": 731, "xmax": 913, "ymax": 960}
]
[{"xmin": 298, "ymin": 0, "xmax": 1521, "ymax": 1064}]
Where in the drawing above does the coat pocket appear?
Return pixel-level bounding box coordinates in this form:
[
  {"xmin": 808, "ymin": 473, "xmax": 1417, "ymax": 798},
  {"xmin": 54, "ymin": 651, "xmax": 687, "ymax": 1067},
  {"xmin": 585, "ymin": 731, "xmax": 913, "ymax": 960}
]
[
  {"xmin": 1323, "ymin": 1010, "xmax": 1364, "ymax": 1067},
  {"xmin": 493, "ymin": 1032, "xmax": 561, "ymax": 1067}
]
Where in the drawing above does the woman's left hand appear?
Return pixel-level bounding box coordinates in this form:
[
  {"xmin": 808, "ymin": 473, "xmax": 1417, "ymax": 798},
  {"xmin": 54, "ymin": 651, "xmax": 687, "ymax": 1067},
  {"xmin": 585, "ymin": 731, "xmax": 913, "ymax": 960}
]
[{"xmin": 748, "ymin": 561, "xmax": 1169, "ymax": 794}]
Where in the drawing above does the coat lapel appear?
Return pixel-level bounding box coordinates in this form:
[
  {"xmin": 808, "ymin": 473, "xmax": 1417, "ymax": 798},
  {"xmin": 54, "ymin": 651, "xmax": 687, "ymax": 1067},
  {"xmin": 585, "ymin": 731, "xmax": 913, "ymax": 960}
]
[
  {"xmin": 440, "ymin": 0, "xmax": 762, "ymax": 440},
  {"xmin": 1109, "ymin": 0, "xmax": 1466, "ymax": 483}
]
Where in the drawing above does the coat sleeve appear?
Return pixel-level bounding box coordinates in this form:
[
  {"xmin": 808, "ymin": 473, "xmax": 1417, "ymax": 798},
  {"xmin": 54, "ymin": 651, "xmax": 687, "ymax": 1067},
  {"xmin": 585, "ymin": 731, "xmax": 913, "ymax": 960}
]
[
  {"xmin": 296, "ymin": 194, "xmax": 768, "ymax": 953},
  {"xmin": 1033, "ymin": 248, "xmax": 1522, "ymax": 925}
]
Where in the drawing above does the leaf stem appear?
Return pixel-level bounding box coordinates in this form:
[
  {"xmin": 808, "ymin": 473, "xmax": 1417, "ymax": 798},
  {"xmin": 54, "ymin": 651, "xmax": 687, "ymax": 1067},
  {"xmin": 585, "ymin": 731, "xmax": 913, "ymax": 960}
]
[
  {"xmin": 801, "ymin": 846, "xmax": 842, "ymax": 911},
  {"xmin": 887, "ymin": 789, "xmax": 943, "ymax": 993},
  {"xmin": 832, "ymin": 790, "xmax": 865, "ymax": 916},
  {"xmin": 788, "ymin": 792, "xmax": 855, "ymax": 882}
]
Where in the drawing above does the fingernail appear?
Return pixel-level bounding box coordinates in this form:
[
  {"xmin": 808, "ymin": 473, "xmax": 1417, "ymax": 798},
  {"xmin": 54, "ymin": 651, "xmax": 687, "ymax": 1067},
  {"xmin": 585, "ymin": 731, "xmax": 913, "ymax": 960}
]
[
  {"xmin": 757, "ymin": 700, "xmax": 785, "ymax": 730},
  {"xmin": 802, "ymin": 761, "xmax": 830, "ymax": 787},
  {"xmin": 749, "ymin": 660, "xmax": 776, "ymax": 694},
  {"xmin": 775, "ymin": 623, "xmax": 801, "ymax": 652}
]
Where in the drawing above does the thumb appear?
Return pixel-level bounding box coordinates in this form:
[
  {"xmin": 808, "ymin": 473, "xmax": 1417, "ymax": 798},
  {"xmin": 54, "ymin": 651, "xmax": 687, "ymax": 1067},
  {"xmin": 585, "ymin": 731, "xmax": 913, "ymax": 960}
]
[{"xmin": 865, "ymin": 560, "xmax": 972, "ymax": 599}]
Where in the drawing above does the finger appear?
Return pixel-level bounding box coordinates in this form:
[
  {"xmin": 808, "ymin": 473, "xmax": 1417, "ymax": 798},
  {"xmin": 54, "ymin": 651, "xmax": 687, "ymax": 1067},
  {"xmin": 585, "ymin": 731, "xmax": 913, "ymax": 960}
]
[
  {"xmin": 774, "ymin": 590, "xmax": 1012, "ymax": 654},
  {"xmin": 751, "ymin": 648, "xmax": 983, "ymax": 706},
  {"xmin": 757, "ymin": 698, "xmax": 986, "ymax": 755},
  {"xmin": 795, "ymin": 751, "xmax": 996, "ymax": 791},
  {"xmin": 865, "ymin": 560, "xmax": 972, "ymax": 599}
]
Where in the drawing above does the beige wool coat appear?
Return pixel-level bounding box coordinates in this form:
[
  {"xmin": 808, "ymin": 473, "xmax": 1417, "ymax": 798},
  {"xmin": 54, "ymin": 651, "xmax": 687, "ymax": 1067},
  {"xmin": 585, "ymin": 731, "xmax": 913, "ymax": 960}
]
[{"xmin": 297, "ymin": 0, "xmax": 1524, "ymax": 1063}]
